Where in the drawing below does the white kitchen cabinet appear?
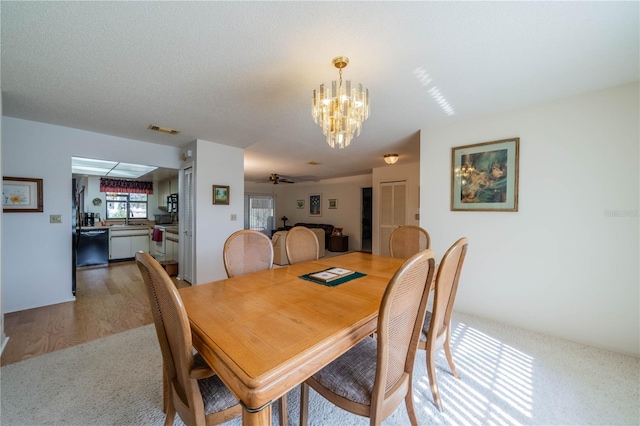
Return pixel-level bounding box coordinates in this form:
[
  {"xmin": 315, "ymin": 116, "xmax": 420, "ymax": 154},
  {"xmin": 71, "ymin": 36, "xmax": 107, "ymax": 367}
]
[
  {"xmin": 169, "ymin": 177, "xmax": 178, "ymax": 196},
  {"xmin": 157, "ymin": 180, "xmax": 170, "ymax": 209},
  {"xmin": 109, "ymin": 227, "xmax": 151, "ymax": 260},
  {"xmin": 110, "ymin": 235, "xmax": 131, "ymax": 260},
  {"xmin": 131, "ymin": 234, "xmax": 150, "ymax": 254},
  {"xmin": 166, "ymin": 237, "xmax": 178, "ymax": 261},
  {"xmin": 157, "ymin": 177, "xmax": 179, "ymax": 209}
]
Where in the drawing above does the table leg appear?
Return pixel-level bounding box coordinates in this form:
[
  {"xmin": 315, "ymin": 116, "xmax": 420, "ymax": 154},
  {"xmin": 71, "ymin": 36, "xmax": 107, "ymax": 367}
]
[{"xmin": 242, "ymin": 404, "xmax": 271, "ymax": 426}]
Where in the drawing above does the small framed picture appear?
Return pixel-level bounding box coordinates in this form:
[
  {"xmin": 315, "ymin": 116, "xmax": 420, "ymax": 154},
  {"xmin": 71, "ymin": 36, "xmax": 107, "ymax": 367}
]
[
  {"xmin": 332, "ymin": 227, "xmax": 343, "ymax": 236},
  {"xmin": 297, "ymin": 199, "xmax": 304, "ymax": 209},
  {"xmin": 213, "ymin": 185, "xmax": 230, "ymax": 205},
  {"xmin": 3, "ymin": 177, "xmax": 44, "ymax": 213},
  {"xmin": 309, "ymin": 193, "xmax": 321, "ymax": 216},
  {"xmin": 451, "ymin": 138, "xmax": 519, "ymax": 212},
  {"xmin": 328, "ymin": 199, "xmax": 337, "ymax": 209}
]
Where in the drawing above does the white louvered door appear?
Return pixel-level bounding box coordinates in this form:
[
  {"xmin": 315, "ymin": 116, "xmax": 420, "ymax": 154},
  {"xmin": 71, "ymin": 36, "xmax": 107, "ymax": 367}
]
[
  {"xmin": 379, "ymin": 181, "xmax": 407, "ymax": 256},
  {"xmin": 182, "ymin": 166, "xmax": 194, "ymax": 283}
]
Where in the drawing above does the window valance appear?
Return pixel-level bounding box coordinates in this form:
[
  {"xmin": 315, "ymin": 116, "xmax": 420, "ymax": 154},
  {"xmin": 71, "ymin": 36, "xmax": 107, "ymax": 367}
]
[{"xmin": 100, "ymin": 178, "xmax": 154, "ymax": 194}]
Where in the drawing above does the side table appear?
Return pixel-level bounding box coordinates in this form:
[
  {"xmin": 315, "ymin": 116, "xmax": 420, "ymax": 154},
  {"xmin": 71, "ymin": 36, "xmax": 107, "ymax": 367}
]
[{"xmin": 328, "ymin": 235, "xmax": 349, "ymax": 252}]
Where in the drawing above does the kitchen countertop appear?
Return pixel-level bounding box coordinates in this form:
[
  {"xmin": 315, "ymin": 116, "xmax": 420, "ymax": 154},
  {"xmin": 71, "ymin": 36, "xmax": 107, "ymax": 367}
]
[{"xmin": 83, "ymin": 224, "xmax": 151, "ymax": 230}]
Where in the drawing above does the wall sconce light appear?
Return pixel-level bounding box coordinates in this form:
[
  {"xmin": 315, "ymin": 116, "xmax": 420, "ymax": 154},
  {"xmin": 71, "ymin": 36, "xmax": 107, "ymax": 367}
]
[{"xmin": 384, "ymin": 154, "xmax": 399, "ymax": 164}]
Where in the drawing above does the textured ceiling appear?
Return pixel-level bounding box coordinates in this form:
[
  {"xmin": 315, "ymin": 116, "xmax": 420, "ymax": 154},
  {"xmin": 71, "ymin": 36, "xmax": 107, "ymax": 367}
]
[{"xmin": 2, "ymin": 2, "xmax": 638, "ymax": 183}]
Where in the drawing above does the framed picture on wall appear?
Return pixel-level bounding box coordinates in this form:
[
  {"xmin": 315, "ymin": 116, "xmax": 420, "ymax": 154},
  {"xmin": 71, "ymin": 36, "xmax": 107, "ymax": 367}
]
[
  {"xmin": 451, "ymin": 138, "xmax": 519, "ymax": 212},
  {"xmin": 328, "ymin": 199, "xmax": 337, "ymax": 209},
  {"xmin": 297, "ymin": 199, "xmax": 304, "ymax": 209},
  {"xmin": 212, "ymin": 185, "xmax": 230, "ymax": 205},
  {"xmin": 3, "ymin": 176, "xmax": 44, "ymax": 213},
  {"xmin": 309, "ymin": 193, "xmax": 321, "ymax": 216}
]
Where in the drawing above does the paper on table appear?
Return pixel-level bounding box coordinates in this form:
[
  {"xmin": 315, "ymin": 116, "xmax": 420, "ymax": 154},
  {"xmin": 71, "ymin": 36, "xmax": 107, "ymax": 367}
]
[{"xmin": 309, "ymin": 268, "xmax": 355, "ymax": 282}]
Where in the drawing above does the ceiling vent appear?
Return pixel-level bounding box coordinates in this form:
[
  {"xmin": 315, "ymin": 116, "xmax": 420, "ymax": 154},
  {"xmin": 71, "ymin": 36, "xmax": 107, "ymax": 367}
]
[{"xmin": 148, "ymin": 124, "xmax": 180, "ymax": 135}]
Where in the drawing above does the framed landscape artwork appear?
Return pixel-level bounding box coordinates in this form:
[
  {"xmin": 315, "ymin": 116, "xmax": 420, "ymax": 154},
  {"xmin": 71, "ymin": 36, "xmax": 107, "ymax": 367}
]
[
  {"xmin": 212, "ymin": 185, "xmax": 230, "ymax": 205},
  {"xmin": 309, "ymin": 193, "xmax": 321, "ymax": 216},
  {"xmin": 3, "ymin": 176, "xmax": 44, "ymax": 213},
  {"xmin": 328, "ymin": 199, "xmax": 337, "ymax": 209},
  {"xmin": 451, "ymin": 138, "xmax": 519, "ymax": 212},
  {"xmin": 297, "ymin": 199, "xmax": 304, "ymax": 209}
]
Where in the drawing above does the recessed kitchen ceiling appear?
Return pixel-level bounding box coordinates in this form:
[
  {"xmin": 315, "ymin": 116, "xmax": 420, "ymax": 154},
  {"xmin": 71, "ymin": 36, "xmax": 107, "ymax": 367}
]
[{"xmin": 72, "ymin": 157, "xmax": 157, "ymax": 179}]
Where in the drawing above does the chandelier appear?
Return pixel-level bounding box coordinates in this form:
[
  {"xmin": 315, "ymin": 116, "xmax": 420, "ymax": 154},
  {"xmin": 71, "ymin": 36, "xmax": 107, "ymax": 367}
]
[{"xmin": 312, "ymin": 56, "xmax": 370, "ymax": 149}]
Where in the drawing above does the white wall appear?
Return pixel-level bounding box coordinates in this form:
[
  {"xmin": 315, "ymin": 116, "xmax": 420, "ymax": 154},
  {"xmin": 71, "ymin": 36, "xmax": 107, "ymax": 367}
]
[
  {"xmin": 271, "ymin": 174, "xmax": 373, "ymax": 252},
  {"xmin": 420, "ymin": 82, "xmax": 639, "ymax": 356},
  {"xmin": 1, "ymin": 117, "xmax": 182, "ymax": 313},
  {"xmin": 192, "ymin": 139, "xmax": 244, "ymax": 284},
  {"xmin": 0, "ymin": 94, "xmax": 5, "ymax": 352},
  {"xmin": 372, "ymin": 161, "xmax": 421, "ymax": 255}
]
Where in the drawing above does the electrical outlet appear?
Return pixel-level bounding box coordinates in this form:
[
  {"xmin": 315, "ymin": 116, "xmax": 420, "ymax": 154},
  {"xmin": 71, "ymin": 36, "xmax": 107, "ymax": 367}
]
[
  {"xmin": 50, "ymin": 214, "xmax": 62, "ymax": 223},
  {"xmin": 230, "ymin": 214, "xmax": 237, "ymax": 221}
]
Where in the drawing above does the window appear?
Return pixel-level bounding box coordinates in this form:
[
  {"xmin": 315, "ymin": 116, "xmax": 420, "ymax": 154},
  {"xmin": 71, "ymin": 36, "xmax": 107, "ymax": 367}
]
[
  {"xmin": 244, "ymin": 194, "xmax": 275, "ymax": 236},
  {"xmin": 106, "ymin": 193, "xmax": 148, "ymax": 219}
]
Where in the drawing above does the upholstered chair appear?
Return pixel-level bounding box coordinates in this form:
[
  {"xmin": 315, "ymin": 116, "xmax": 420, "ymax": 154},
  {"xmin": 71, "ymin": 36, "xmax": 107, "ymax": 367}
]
[
  {"xmin": 389, "ymin": 225, "xmax": 431, "ymax": 258},
  {"xmin": 418, "ymin": 237, "xmax": 468, "ymax": 412},
  {"xmin": 299, "ymin": 249, "xmax": 437, "ymax": 425},
  {"xmin": 285, "ymin": 226, "xmax": 319, "ymax": 265}
]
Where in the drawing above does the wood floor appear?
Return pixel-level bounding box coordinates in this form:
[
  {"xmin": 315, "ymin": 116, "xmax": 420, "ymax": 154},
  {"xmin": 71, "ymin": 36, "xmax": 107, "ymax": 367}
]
[{"xmin": 1, "ymin": 261, "xmax": 188, "ymax": 366}]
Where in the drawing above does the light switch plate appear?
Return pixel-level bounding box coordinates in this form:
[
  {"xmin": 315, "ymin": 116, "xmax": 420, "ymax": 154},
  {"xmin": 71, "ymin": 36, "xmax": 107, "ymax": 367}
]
[{"xmin": 50, "ymin": 214, "xmax": 62, "ymax": 223}]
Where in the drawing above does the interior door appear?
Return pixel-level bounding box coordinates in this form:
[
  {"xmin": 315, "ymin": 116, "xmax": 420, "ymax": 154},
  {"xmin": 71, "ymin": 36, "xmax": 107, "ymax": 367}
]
[
  {"xmin": 379, "ymin": 181, "xmax": 406, "ymax": 256},
  {"xmin": 182, "ymin": 166, "xmax": 194, "ymax": 283}
]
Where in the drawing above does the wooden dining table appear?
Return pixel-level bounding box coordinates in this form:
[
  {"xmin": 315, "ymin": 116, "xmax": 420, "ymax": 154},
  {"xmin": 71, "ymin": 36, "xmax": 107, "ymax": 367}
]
[{"xmin": 179, "ymin": 251, "xmax": 407, "ymax": 425}]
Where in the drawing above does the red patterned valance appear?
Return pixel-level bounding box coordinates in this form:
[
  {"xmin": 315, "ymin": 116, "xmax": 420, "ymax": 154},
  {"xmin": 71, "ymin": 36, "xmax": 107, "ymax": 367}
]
[{"xmin": 100, "ymin": 178, "xmax": 154, "ymax": 194}]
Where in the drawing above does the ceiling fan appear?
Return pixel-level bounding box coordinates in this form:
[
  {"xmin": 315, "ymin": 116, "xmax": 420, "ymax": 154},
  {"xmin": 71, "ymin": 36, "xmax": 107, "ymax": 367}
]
[{"xmin": 269, "ymin": 173, "xmax": 294, "ymax": 184}]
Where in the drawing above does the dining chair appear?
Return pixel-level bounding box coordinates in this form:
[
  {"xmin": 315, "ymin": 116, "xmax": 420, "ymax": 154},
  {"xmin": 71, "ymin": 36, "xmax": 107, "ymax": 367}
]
[
  {"xmin": 389, "ymin": 225, "xmax": 431, "ymax": 258},
  {"xmin": 135, "ymin": 251, "xmax": 242, "ymax": 426},
  {"xmin": 285, "ymin": 226, "xmax": 319, "ymax": 265},
  {"xmin": 418, "ymin": 237, "xmax": 468, "ymax": 412},
  {"xmin": 222, "ymin": 230, "xmax": 289, "ymax": 423},
  {"xmin": 223, "ymin": 229, "xmax": 274, "ymax": 278},
  {"xmin": 299, "ymin": 249, "xmax": 436, "ymax": 426}
]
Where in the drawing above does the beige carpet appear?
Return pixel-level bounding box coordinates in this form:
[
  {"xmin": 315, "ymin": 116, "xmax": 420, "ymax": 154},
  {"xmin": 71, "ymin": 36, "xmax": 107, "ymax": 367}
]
[{"xmin": 1, "ymin": 312, "xmax": 638, "ymax": 425}]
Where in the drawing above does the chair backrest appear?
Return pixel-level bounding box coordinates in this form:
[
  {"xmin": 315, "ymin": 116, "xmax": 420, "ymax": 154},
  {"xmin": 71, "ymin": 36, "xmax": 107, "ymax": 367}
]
[
  {"xmin": 223, "ymin": 230, "xmax": 274, "ymax": 278},
  {"xmin": 389, "ymin": 225, "xmax": 431, "ymax": 258},
  {"xmin": 372, "ymin": 249, "xmax": 436, "ymax": 418},
  {"xmin": 135, "ymin": 251, "xmax": 206, "ymax": 424},
  {"xmin": 428, "ymin": 237, "xmax": 468, "ymax": 344},
  {"xmin": 285, "ymin": 226, "xmax": 319, "ymax": 265}
]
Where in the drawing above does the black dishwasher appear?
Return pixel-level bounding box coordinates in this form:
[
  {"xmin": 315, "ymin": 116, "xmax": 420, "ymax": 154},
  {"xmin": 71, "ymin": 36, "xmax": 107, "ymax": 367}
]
[{"xmin": 77, "ymin": 229, "xmax": 109, "ymax": 267}]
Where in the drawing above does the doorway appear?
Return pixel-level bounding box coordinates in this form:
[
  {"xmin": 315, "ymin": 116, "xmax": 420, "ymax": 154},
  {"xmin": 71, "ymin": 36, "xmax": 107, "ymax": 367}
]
[
  {"xmin": 379, "ymin": 181, "xmax": 407, "ymax": 256},
  {"xmin": 361, "ymin": 187, "xmax": 372, "ymax": 253}
]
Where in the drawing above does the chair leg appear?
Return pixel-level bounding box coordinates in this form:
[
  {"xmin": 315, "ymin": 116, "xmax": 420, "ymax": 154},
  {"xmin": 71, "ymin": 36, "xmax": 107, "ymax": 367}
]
[
  {"xmin": 162, "ymin": 367, "xmax": 169, "ymax": 413},
  {"xmin": 404, "ymin": 384, "xmax": 419, "ymax": 426},
  {"xmin": 426, "ymin": 351, "xmax": 443, "ymax": 412},
  {"xmin": 278, "ymin": 395, "xmax": 288, "ymax": 426},
  {"xmin": 163, "ymin": 397, "xmax": 176, "ymax": 426},
  {"xmin": 299, "ymin": 383, "xmax": 309, "ymax": 426},
  {"xmin": 444, "ymin": 334, "xmax": 460, "ymax": 379}
]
